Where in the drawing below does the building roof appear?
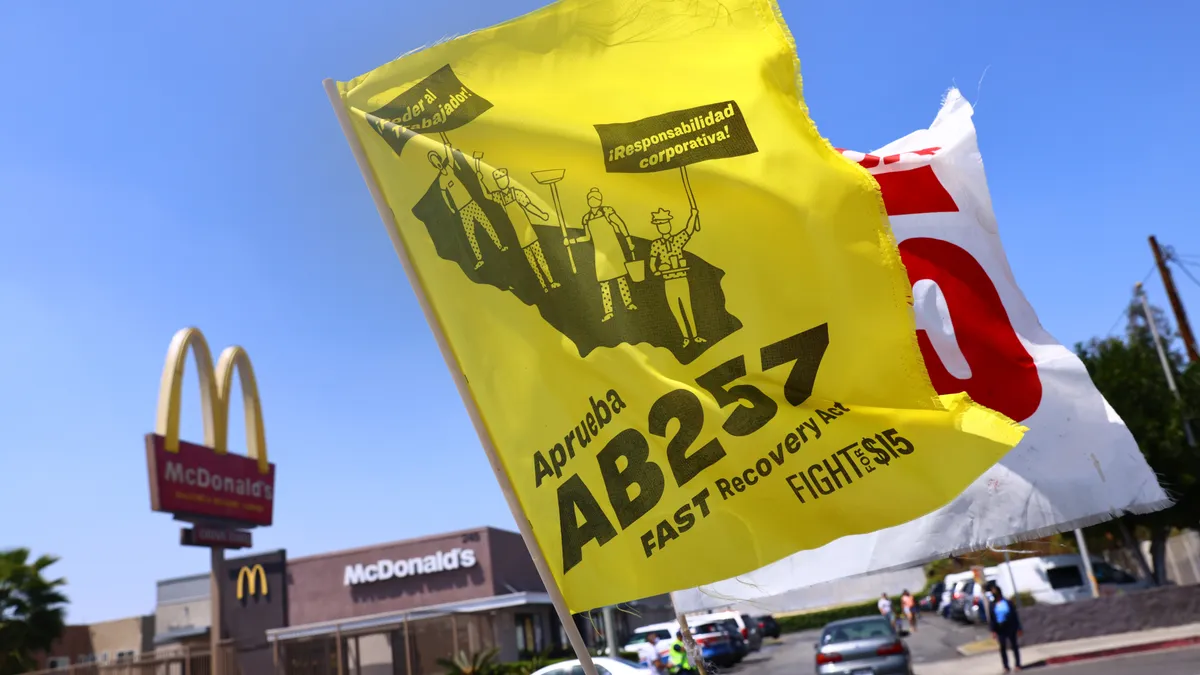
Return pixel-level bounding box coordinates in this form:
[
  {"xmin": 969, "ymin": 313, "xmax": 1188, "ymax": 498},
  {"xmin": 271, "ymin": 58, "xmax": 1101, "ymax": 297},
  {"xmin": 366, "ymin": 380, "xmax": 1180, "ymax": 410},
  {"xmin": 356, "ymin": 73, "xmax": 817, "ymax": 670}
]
[
  {"xmin": 266, "ymin": 591, "xmax": 550, "ymax": 642},
  {"xmin": 286, "ymin": 526, "xmax": 519, "ymax": 564}
]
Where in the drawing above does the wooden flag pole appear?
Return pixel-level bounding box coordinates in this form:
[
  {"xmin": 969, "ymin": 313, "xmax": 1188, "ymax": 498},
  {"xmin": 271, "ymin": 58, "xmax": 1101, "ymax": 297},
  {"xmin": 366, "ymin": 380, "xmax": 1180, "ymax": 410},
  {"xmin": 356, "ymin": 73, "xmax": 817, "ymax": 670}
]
[
  {"xmin": 322, "ymin": 78, "xmax": 603, "ymax": 675},
  {"xmin": 675, "ymin": 612, "xmax": 710, "ymax": 675}
]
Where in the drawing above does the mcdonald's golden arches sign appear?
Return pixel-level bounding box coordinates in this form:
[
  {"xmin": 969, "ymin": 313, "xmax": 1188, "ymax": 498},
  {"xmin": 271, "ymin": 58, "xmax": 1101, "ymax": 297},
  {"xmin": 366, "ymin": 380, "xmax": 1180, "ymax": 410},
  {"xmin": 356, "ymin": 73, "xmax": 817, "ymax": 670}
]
[
  {"xmin": 236, "ymin": 564, "xmax": 269, "ymax": 600},
  {"xmin": 145, "ymin": 327, "xmax": 277, "ymax": 526}
]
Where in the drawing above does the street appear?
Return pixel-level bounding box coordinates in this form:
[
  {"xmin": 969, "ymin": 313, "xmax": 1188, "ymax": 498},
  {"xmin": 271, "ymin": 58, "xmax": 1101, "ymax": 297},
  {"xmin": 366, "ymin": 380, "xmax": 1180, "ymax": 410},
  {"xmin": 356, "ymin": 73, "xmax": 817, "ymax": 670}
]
[
  {"xmin": 718, "ymin": 627, "xmax": 1200, "ymax": 675},
  {"xmin": 709, "ymin": 615, "xmax": 989, "ymax": 675},
  {"xmin": 901, "ymin": 613, "xmax": 993, "ymax": 665}
]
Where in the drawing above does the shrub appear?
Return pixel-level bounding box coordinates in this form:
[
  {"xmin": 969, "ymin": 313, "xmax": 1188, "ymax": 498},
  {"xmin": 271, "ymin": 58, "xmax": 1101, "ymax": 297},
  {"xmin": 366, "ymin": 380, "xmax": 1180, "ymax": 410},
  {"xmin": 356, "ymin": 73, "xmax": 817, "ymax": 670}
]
[
  {"xmin": 504, "ymin": 657, "xmax": 571, "ymax": 675},
  {"xmin": 775, "ymin": 588, "xmax": 1034, "ymax": 635},
  {"xmin": 777, "ymin": 598, "xmax": 898, "ymax": 633}
]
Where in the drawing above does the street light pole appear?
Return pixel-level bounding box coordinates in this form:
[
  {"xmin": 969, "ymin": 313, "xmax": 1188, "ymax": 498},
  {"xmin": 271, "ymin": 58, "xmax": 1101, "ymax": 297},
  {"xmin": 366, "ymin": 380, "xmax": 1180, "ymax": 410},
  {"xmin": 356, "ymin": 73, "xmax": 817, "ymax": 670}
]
[
  {"xmin": 1002, "ymin": 549, "xmax": 1020, "ymax": 598},
  {"xmin": 1134, "ymin": 282, "xmax": 1197, "ymax": 448},
  {"xmin": 1073, "ymin": 529, "xmax": 1101, "ymax": 599}
]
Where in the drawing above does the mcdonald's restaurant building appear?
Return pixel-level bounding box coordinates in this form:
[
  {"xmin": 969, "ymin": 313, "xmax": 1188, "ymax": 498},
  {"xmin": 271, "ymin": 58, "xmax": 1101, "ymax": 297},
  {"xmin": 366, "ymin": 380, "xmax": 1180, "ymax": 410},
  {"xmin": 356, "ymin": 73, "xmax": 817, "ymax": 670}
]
[{"xmin": 153, "ymin": 527, "xmax": 673, "ymax": 675}]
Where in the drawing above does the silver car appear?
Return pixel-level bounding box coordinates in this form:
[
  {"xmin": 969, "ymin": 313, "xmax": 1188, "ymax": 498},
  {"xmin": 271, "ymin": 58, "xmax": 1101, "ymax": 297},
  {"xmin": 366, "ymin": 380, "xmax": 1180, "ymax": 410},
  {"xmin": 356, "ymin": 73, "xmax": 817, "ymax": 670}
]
[{"xmin": 814, "ymin": 616, "xmax": 913, "ymax": 675}]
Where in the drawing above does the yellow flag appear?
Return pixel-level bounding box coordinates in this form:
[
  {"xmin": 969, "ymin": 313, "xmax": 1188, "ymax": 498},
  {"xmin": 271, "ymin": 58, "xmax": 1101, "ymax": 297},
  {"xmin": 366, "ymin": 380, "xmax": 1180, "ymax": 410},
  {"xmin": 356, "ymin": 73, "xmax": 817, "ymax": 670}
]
[{"xmin": 329, "ymin": 0, "xmax": 1024, "ymax": 611}]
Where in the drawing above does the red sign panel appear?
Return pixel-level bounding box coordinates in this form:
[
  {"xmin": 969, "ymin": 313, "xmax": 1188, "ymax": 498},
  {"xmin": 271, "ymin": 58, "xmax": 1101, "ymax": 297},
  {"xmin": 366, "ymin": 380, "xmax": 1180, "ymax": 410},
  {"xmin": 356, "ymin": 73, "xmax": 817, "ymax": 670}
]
[
  {"xmin": 181, "ymin": 526, "xmax": 254, "ymax": 549},
  {"xmin": 146, "ymin": 433, "xmax": 275, "ymax": 527}
]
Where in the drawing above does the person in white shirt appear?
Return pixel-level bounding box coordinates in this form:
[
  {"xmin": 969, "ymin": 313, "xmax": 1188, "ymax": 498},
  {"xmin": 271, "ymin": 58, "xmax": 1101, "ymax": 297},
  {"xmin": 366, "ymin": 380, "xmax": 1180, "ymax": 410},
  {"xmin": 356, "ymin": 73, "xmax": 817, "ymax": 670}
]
[
  {"xmin": 636, "ymin": 633, "xmax": 665, "ymax": 673},
  {"xmin": 878, "ymin": 593, "xmax": 896, "ymax": 631}
]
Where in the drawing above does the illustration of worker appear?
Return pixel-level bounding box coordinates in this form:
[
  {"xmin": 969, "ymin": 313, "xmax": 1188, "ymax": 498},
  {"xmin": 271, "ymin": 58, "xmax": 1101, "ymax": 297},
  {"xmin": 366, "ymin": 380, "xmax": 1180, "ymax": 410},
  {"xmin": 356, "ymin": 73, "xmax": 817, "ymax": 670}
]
[
  {"xmin": 427, "ymin": 140, "xmax": 507, "ymax": 270},
  {"xmin": 649, "ymin": 206, "xmax": 706, "ymax": 347},
  {"xmin": 475, "ymin": 157, "xmax": 560, "ymax": 292},
  {"xmin": 567, "ymin": 188, "xmax": 638, "ymax": 322}
]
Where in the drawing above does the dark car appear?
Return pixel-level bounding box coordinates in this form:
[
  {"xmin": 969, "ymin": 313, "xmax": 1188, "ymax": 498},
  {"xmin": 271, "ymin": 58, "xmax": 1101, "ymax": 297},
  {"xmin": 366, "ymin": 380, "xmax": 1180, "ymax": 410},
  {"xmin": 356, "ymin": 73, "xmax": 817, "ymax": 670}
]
[
  {"xmin": 757, "ymin": 615, "xmax": 781, "ymax": 640},
  {"xmin": 815, "ymin": 616, "xmax": 912, "ymax": 675},
  {"xmin": 738, "ymin": 613, "xmax": 764, "ymax": 652},
  {"xmin": 921, "ymin": 582, "xmax": 945, "ymax": 612},
  {"xmin": 689, "ymin": 621, "xmax": 739, "ymax": 668},
  {"xmin": 720, "ymin": 621, "xmax": 747, "ymax": 662}
]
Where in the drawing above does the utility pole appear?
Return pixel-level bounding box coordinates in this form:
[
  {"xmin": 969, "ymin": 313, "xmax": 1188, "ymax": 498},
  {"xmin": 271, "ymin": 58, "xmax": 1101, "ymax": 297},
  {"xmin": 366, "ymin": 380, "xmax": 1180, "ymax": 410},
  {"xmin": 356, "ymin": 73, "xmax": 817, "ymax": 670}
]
[
  {"xmin": 1135, "ymin": 282, "xmax": 1197, "ymax": 448},
  {"xmin": 1149, "ymin": 236, "xmax": 1200, "ymax": 363},
  {"xmin": 1002, "ymin": 549, "xmax": 1020, "ymax": 598}
]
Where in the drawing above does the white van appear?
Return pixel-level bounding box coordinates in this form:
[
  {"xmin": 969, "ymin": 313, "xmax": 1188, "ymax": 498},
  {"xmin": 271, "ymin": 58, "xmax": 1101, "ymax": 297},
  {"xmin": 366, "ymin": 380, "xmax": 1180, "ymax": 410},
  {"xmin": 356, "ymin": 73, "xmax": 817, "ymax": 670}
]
[
  {"xmin": 994, "ymin": 555, "xmax": 1150, "ymax": 605},
  {"xmin": 623, "ymin": 621, "xmax": 675, "ymax": 661}
]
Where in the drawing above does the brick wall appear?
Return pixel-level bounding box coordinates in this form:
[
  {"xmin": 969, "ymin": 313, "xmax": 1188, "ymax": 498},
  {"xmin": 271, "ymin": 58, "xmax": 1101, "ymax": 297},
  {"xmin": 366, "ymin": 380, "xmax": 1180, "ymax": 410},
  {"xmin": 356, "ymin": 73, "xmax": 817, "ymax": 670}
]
[{"xmin": 1021, "ymin": 584, "xmax": 1200, "ymax": 646}]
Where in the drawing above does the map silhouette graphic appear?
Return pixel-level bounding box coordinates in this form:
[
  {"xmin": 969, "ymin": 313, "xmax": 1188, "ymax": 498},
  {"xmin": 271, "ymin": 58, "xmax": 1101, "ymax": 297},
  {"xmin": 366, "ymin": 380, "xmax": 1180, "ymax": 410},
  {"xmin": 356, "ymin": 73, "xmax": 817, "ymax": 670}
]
[{"xmin": 411, "ymin": 149, "xmax": 742, "ymax": 365}]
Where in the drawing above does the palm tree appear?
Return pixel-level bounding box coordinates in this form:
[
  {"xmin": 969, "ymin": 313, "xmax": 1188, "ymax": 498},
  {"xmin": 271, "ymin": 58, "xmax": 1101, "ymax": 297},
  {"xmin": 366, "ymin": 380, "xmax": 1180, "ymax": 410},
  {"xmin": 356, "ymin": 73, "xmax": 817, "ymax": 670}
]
[
  {"xmin": 437, "ymin": 648, "xmax": 503, "ymax": 675},
  {"xmin": 0, "ymin": 549, "xmax": 68, "ymax": 675}
]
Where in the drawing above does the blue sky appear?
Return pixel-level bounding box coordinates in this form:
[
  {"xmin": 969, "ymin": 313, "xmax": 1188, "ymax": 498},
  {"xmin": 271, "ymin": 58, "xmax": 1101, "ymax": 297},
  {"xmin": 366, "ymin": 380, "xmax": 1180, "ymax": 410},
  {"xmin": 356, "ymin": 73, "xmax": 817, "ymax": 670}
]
[{"xmin": 1, "ymin": 1, "xmax": 1196, "ymax": 623}]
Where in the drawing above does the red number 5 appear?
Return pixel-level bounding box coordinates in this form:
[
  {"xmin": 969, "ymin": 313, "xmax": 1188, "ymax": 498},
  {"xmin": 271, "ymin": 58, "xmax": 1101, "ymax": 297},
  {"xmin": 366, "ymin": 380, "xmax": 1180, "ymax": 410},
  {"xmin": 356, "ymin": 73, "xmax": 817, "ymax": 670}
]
[{"xmin": 898, "ymin": 237, "xmax": 1042, "ymax": 424}]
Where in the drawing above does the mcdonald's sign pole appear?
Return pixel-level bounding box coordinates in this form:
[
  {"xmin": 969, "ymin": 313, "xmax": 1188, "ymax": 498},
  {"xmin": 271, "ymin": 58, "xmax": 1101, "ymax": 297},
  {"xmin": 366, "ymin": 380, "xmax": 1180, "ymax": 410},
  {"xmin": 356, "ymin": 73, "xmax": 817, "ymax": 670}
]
[{"xmin": 145, "ymin": 328, "xmax": 276, "ymax": 675}]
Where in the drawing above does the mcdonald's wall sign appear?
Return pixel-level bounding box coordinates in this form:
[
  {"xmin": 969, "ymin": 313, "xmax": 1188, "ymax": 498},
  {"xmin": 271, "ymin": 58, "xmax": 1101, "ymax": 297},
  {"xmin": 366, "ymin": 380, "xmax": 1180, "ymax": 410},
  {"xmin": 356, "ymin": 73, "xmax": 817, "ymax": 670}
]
[
  {"xmin": 145, "ymin": 328, "xmax": 276, "ymax": 527},
  {"xmin": 236, "ymin": 564, "xmax": 269, "ymax": 600},
  {"xmin": 220, "ymin": 550, "xmax": 288, "ymax": 675}
]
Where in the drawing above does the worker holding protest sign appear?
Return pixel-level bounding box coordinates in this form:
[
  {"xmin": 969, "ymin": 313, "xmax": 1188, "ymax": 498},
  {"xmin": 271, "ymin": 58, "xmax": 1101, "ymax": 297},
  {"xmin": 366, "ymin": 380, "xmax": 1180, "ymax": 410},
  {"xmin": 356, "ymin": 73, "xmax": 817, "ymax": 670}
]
[
  {"xmin": 474, "ymin": 156, "xmax": 561, "ymax": 293},
  {"xmin": 649, "ymin": 206, "xmax": 704, "ymax": 347},
  {"xmin": 428, "ymin": 138, "xmax": 507, "ymax": 270},
  {"xmin": 326, "ymin": 0, "xmax": 1025, "ymax": 617}
]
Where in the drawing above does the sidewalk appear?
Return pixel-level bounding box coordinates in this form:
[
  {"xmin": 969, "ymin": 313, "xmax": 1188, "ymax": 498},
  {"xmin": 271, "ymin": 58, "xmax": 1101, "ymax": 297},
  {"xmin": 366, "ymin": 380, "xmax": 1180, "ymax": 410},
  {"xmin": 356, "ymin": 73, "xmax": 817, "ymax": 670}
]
[{"xmin": 914, "ymin": 622, "xmax": 1200, "ymax": 675}]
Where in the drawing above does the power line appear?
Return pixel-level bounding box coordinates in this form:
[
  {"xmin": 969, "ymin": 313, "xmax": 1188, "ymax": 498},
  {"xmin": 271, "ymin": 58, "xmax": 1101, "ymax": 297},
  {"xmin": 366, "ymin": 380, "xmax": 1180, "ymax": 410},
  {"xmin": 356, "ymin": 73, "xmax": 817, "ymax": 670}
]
[{"xmin": 1172, "ymin": 259, "xmax": 1200, "ymax": 290}]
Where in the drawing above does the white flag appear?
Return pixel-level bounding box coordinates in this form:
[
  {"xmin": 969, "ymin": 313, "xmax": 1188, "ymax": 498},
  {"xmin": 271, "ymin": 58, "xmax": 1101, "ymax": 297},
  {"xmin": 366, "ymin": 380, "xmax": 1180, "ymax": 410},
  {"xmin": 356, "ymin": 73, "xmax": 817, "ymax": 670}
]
[{"xmin": 672, "ymin": 89, "xmax": 1169, "ymax": 612}]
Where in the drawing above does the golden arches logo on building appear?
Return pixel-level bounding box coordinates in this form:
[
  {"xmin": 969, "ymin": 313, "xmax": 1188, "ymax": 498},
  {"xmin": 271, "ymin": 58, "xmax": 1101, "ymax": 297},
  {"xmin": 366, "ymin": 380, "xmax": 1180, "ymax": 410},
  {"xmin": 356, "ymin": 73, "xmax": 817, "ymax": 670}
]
[
  {"xmin": 145, "ymin": 327, "xmax": 277, "ymax": 527},
  {"xmin": 236, "ymin": 564, "xmax": 269, "ymax": 600}
]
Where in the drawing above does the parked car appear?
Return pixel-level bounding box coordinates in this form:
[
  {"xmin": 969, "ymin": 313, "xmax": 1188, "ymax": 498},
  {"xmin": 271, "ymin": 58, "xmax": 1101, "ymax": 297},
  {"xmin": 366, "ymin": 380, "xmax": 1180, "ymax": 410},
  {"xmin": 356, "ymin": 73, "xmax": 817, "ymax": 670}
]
[
  {"xmin": 947, "ymin": 579, "xmax": 974, "ymax": 622},
  {"xmin": 964, "ymin": 587, "xmax": 988, "ymax": 625},
  {"xmin": 814, "ymin": 616, "xmax": 912, "ymax": 675},
  {"xmin": 939, "ymin": 585, "xmax": 953, "ymax": 618},
  {"xmin": 533, "ymin": 657, "xmax": 650, "ymax": 675},
  {"xmin": 720, "ymin": 621, "xmax": 748, "ymax": 662},
  {"xmin": 624, "ymin": 620, "xmax": 738, "ymax": 669},
  {"xmin": 993, "ymin": 555, "xmax": 1151, "ymax": 605},
  {"xmin": 940, "ymin": 572, "xmax": 974, "ymax": 618},
  {"xmin": 688, "ymin": 621, "xmax": 740, "ymax": 668},
  {"xmin": 757, "ymin": 615, "xmax": 782, "ymax": 639},
  {"xmin": 688, "ymin": 611, "xmax": 763, "ymax": 652},
  {"xmin": 921, "ymin": 582, "xmax": 945, "ymax": 612}
]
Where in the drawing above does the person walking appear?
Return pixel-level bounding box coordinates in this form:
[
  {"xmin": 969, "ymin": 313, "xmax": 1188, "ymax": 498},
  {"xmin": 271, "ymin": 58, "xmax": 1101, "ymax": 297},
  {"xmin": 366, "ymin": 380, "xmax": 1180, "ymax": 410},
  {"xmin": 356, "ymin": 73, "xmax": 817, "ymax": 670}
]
[
  {"xmin": 901, "ymin": 589, "xmax": 918, "ymax": 633},
  {"xmin": 636, "ymin": 633, "xmax": 667, "ymax": 674},
  {"xmin": 877, "ymin": 593, "xmax": 898, "ymax": 633},
  {"xmin": 988, "ymin": 583, "xmax": 1023, "ymax": 672}
]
